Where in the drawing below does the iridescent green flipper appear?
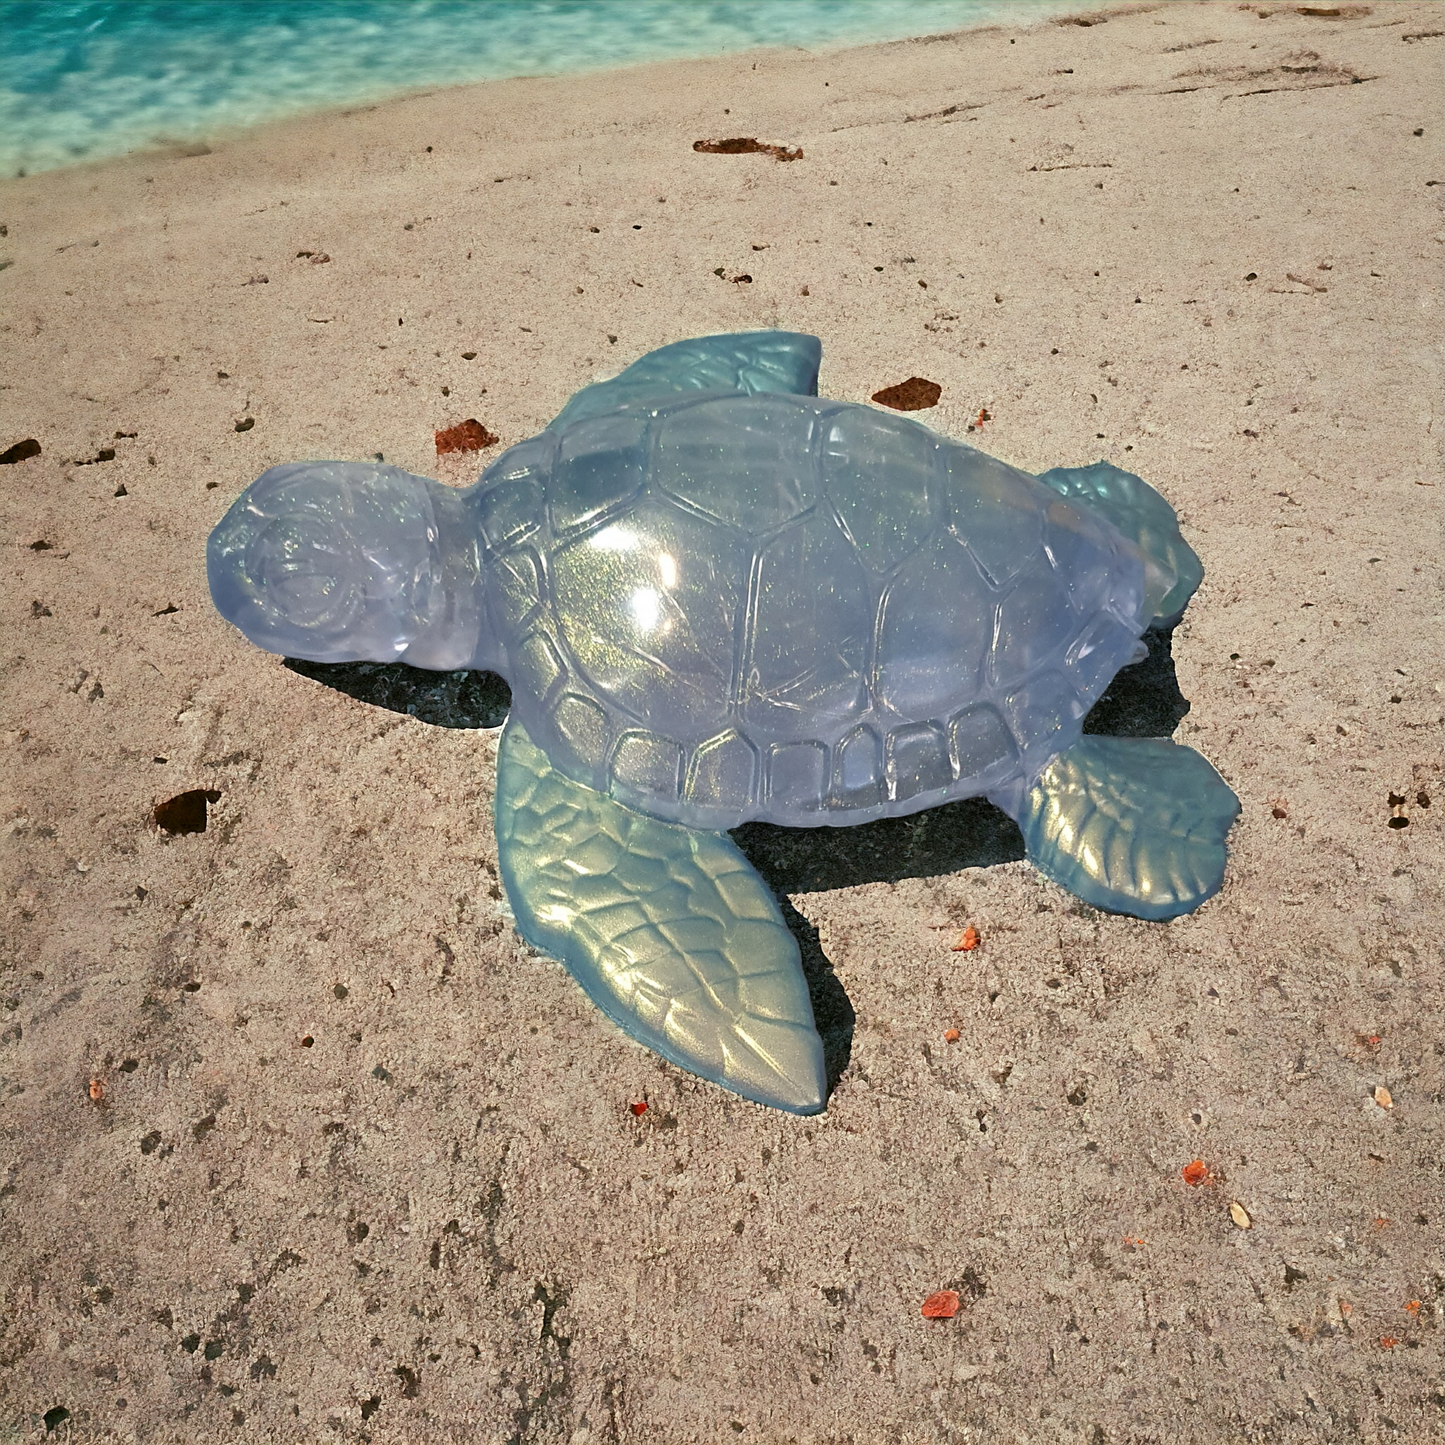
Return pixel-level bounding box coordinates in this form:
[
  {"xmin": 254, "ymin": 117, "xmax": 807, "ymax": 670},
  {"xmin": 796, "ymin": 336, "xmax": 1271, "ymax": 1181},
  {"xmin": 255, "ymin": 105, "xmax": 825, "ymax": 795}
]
[
  {"xmin": 1016, "ymin": 735, "xmax": 1239, "ymax": 921},
  {"xmin": 546, "ymin": 330, "xmax": 822, "ymax": 431},
  {"xmin": 494, "ymin": 719, "xmax": 826, "ymax": 1114},
  {"xmin": 1020, "ymin": 463, "xmax": 1234, "ymax": 917},
  {"xmin": 1036, "ymin": 461, "xmax": 1204, "ymax": 626}
]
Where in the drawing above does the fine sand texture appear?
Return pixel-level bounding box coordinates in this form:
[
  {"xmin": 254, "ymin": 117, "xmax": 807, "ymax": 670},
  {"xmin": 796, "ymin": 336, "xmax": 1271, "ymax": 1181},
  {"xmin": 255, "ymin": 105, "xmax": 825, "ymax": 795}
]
[{"xmin": 2, "ymin": 2, "xmax": 1442, "ymax": 1440}]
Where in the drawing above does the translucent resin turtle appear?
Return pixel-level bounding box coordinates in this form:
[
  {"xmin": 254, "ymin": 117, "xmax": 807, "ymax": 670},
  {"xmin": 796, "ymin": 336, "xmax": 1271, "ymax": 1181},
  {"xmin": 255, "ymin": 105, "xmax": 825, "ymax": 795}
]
[{"xmin": 208, "ymin": 331, "xmax": 1238, "ymax": 1115}]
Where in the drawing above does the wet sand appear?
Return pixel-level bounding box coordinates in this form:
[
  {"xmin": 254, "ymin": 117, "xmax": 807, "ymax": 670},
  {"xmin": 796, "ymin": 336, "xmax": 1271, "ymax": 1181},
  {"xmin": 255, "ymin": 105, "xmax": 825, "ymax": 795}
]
[{"xmin": 2, "ymin": 2, "xmax": 1443, "ymax": 1440}]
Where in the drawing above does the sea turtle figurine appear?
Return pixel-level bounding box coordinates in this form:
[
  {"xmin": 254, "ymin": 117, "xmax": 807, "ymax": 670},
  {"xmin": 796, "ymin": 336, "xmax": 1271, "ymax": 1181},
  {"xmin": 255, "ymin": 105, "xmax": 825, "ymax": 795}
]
[{"xmin": 208, "ymin": 331, "xmax": 1239, "ymax": 1115}]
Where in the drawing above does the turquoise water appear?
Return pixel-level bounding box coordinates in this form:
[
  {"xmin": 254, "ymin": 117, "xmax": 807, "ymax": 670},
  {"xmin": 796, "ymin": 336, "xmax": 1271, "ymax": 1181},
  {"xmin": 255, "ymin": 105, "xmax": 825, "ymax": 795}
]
[{"xmin": 0, "ymin": 0, "xmax": 1085, "ymax": 178}]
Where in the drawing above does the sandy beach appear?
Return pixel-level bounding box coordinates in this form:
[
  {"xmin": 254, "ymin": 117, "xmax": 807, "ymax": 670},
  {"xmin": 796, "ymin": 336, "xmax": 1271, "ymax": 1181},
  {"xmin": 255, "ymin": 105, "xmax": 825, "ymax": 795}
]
[{"xmin": 2, "ymin": 1, "xmax": 1443, "ymax": 1439}]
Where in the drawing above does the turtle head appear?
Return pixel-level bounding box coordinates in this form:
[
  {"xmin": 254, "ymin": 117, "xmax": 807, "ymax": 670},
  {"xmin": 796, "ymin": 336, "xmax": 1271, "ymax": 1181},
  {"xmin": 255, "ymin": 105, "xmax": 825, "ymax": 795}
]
[{"xmin": 207, "ymin": 461, "xmax": 493, "ymax": 669}]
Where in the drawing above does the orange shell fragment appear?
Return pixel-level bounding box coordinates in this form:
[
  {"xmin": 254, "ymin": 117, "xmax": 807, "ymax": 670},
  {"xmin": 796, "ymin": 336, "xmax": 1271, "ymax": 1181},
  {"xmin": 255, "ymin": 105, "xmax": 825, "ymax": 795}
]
[
  {"xmin": 951, "ymin": 926, "xmax": 980, "ymax": 953},
  {"xmin": 921, "ymin": 1290, "xmax": 961, "ymax": 1319},
  {"xmin": 1182, "ymin": 1159, "xmax": 1209, "ymax": 1187}
]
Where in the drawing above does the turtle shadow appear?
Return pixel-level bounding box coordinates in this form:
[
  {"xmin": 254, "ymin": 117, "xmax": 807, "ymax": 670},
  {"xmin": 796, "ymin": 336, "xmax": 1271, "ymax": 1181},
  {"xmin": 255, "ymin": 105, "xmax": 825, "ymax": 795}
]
[
  {"xmin": 1081, "ymin": 622, "xmax": 1191, "ymax": 742},
  {"xmin": 282, "ymin": 624, "xmax": 1188, "ymax": 1100},
  {"xmin": 283, "ymin": 657, "xmax": 513, "ymax": 728},
  {"xmin": 770, "ymin": 898, "xmax": 856, "ymax": 1095}
]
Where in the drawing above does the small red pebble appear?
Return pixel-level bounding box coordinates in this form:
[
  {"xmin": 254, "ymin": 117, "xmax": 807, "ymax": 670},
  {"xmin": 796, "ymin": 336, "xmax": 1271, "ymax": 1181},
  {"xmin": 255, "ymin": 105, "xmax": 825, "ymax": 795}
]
[
  {"xmin": 1379, "ymin": 1335, "xmax": 1399, "ymax": 1350},
  {"xmin": 921, "ymin": 1290, "xmax": 961, "ymax": 1319},
  {"xmin": 1182, "ymin": 1159, "xmax": 1209, "ymax": 1187},
  {"xmin": 943, "ymin": 1028, "xmax": 960, "ymax": 1043},
  {"xmin": 435, "ymin": 418, "xmax": 499, "ymax": 455},
  {"xmin": 88, "ymin": 1077, "xmax": 104, "ymax": 1103},
  {"xmin": 871, "ymin": 376, "xmax": 942, "ymax": 412},
  {"xmin": 951, "ymin": 926, "xmax": 980, "ymax": 953},
  {"xmin": 629, "ymin": 1100, "xmax": 647, "ymax": 1116}
]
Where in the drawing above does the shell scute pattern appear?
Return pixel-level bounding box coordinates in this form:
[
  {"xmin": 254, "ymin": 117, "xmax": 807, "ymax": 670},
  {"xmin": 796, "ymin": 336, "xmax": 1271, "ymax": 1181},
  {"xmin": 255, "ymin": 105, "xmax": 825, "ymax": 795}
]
[
  {"xmin": 1006, "ymin": 671, "xmax": 1090, "ymax": 773},
  {"xmin": 948, "ymin": 703, "xmax": 1017, "ymax": 784},
  {"xmin": 474, "ymin": 391, "xmax": 1149, "ymax": 829},
  {"xmin": 990, "ymin": 552, "xmax": 1074, "ymax": 688},
  {"xmin": 944, "ymin": 447, "xmax": 1046, "ymax": 588},
  {"xmin": 548, "ymin": 412, "xmax": 649, "ymax": 540},
  {"xmin": 655, "ymin": 393, "xmax": 822, "ymax": 533},
  {"xmin": 511, "ymin": 630, "xmax": 565, "ymax": 704},
  {"xmin": 747, "ymin": 507, "xmax": 872, "ymax": 741},
  {"xmin": 684, "ymin": 728, "xmax": 760, "ymax": 814},
  {"xmin": 550, "ymin": 691, "xmax": 609, "ymax": 775},
  {"xmin": 486, "ymin": 545, "xmax": 544, "ymax": 633},
  {"xmin": 1065, "ymin": 613, "xmax": 1131, "ymax": 698},
  {"xmin": 551, "ymin": 495, "xmax": 747, "ymax": 734},
  {"xmin": 767, "ymin": 740, "xmax": 829, "ymax": 810},
  {"xmin": 610, "ymin": 730, "xmax": 685, "ymax": 803},
  {"xmin": 833, "ymin": 724, "xmax": 885, "ymax": 810},
  {"xmin": 875, "ymin": 531, "xmax": 991, "ymax": 717},
  {"xmin": 1043, "ymin": 499, "xmax": 1115, "ymax": 616},
  {"xmin": 887, "ymin": 720, "xmax": 953, "ymax": 803},
  {"xmin": 473, "ymin": 434, "xmax": 551, "ymax": 555},
  {"xmin": 822, "ymin": 405, "xmax": 939, "ymax": 574}
]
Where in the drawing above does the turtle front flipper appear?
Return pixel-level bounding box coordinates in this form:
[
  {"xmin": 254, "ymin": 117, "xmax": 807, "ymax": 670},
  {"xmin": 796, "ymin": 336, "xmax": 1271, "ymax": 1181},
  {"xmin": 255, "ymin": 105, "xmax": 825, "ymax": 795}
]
[
  {"xmin": 546, "ymin": 331, "xmax": 823, "ymax": 430},
  {"xmin": 1009, "ymin": 735, "xmax": 1239, "ymax": 921},
  {"xmin": 495, "ymin": 719, "xmax": 826, "ymax": 1114},
  {"xmin": 1036, "ymin": 461, "xmax": 1204, "ymax": 627}
]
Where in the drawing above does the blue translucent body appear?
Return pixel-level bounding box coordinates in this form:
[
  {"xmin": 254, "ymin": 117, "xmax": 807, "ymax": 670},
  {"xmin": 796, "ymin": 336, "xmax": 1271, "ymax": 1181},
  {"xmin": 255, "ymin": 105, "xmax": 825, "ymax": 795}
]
[
  {"xmin": 208, "ymin": 330, "xmax": 1238, "ymax": 1113},
  {"xmin": 209, "ymin": 355, "xmax": 1156, "ymax": 832}
]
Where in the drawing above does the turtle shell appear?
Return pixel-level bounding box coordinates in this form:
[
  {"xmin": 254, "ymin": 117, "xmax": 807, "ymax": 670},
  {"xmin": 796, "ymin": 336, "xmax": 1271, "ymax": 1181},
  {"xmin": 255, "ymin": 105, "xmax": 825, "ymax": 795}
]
[{"xmin": 473, "ymin": 391, "xmax": 1148, "ymax": 829}]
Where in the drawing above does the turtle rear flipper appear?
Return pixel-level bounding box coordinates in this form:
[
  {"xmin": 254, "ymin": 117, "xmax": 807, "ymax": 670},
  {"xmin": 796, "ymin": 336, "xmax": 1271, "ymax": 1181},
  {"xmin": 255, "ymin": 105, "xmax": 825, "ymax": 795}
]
[
  {"xmin": 1012, "ymin": 735, "xmax": 1239, "ymax": 921},
  {"xmin": 495, "ymin": 719, "xmax": 826, "ymax": 1114},
  {"xmin": 547, "ymin": 330, "xmax": 822, "ymax": 430},
  {"xmin": 1037, "ymin": 461, "xmax": 1204, "ymax": 627}
]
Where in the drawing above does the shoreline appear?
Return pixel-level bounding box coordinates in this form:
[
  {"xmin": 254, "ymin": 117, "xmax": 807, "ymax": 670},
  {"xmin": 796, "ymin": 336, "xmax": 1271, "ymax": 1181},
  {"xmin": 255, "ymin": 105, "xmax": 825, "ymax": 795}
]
[
  {"xmin": 3, "ymin": 2, "xmax": 1442, "ymax": 1439},
  {"xmin": 3, "ymin": 0, "xmax": 1087, "ymax": 182}
]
